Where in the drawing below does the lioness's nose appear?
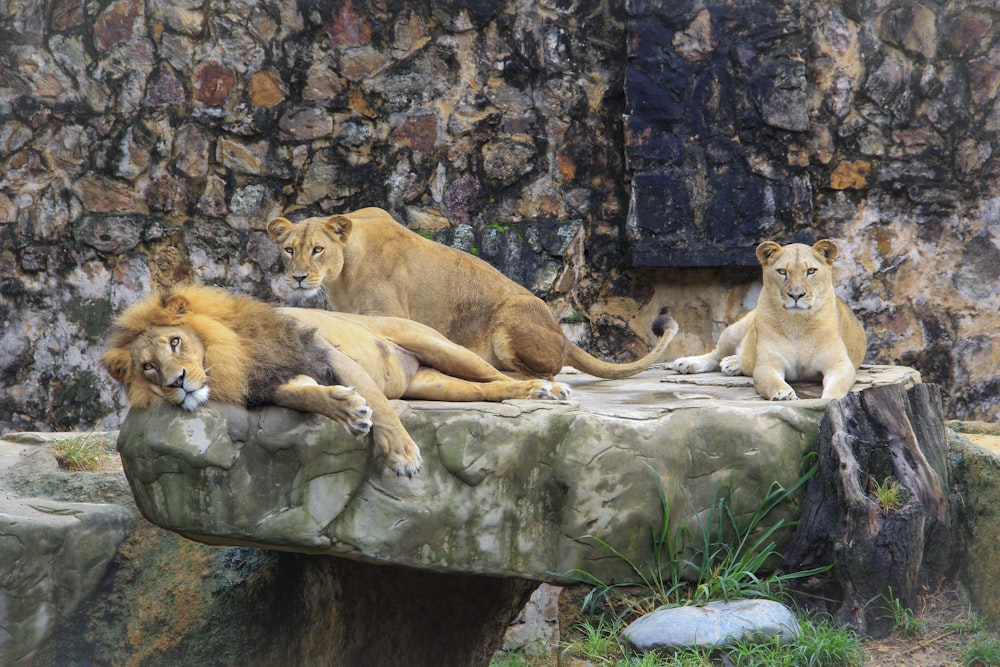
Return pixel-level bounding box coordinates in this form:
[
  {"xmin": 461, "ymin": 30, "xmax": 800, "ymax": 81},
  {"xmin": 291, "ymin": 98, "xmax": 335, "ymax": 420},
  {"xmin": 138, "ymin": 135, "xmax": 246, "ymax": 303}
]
[
  {"xmin": 168, "ymin": 369, "xmax": 186, "ymax": 388},
  {"xmin": 292, "ymin": 273, "xmax": 308, "ymax": 285},
  {"xmin": 787, "ymin": 288, "xmax": 806, "ymax": 301}
]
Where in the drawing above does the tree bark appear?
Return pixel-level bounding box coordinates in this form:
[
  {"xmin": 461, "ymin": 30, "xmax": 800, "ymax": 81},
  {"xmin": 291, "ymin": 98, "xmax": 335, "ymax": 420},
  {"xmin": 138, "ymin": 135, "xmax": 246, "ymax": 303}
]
[{"xmin": 780, "ymin": 383, "xmax": 954, "ymax": 637}]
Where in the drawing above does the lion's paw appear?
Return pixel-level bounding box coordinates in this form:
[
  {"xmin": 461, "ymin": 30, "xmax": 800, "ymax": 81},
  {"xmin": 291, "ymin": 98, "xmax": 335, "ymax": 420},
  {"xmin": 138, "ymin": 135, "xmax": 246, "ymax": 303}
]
[
  {"xmin": 385, "ymin": 446, "xmax": 423, "ymax": 478},
  {"xmin": 770, "ymin": 388, "xmax": 798, "ymax": 401},
  {"xmin": 671, "ymin": 355, "xmax": 718, "ymax": 374},
  {"xmin": 531, "ymin": 380, "xmax": 572, "ymax": 401},
  {"xmin": 720, "ymin": 355, "xmax": 742, "ymax": 376},
  {"xmin": 327, "ymin": 385, "xmax": 373, "ymax": 436}
]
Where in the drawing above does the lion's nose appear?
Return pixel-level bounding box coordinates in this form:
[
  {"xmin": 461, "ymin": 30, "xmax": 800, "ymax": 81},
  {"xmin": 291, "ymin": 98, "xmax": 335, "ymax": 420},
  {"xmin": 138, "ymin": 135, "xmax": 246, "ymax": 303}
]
[
  {"xmin": 169, "ymin": 369, "xmax": 186, "ymax": 388},
  {"xmin": 292, "ymin": 273, "xmax": 308, "ymax": 286}
]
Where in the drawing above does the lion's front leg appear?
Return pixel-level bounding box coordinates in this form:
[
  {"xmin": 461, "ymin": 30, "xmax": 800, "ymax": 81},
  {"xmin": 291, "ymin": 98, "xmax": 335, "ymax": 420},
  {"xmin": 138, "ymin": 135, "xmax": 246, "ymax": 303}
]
[{"xmin": 272, "ymin": 376, "xmax": 373, "ymax": 436}]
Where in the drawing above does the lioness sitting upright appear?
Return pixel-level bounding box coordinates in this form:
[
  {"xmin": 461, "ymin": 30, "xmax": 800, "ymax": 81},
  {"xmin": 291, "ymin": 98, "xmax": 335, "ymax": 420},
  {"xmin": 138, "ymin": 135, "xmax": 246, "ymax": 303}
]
[
  {"xmin": 670, "ymin": 239, "xmax": 866, "ymax": 400},
  {"xmin": 267, "ymin": 207, "xmax": 678, "ymax": 379}
]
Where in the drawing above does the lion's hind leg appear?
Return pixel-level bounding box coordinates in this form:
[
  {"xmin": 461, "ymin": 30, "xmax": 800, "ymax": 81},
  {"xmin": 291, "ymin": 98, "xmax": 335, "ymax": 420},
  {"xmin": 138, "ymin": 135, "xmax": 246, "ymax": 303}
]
[
  {"xmin": 271, "ymin": 375, "xmax": 374, "ymax": 436},
  {"xmin": 403, "ymin": 369, "xmax": 571, "ymax": 402}
]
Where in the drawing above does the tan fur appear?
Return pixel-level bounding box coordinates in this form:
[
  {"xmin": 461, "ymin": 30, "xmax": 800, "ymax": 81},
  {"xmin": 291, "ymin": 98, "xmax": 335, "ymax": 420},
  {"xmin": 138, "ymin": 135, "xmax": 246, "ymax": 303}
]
[
  {"xmin": 102, "ymin": 285, "xmax": 572, "ymax": 477},
  {"xmin": 267, "ymin": 207, "xmax": 678, "ymax": 379},
  {"xmin": 671, "ymin": 240, "xmax": 867, "ymax": 400}
]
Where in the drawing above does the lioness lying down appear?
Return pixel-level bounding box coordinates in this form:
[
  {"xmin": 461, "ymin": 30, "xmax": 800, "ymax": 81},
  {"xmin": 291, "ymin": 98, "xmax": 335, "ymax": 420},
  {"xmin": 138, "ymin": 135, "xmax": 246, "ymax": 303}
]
[
  {"xmin": 671, "ymin": 240, "xmax": 866, "ymax": 400},
  {"xmin": 267, "ymin": 208, "xmax": 678, "ymax": 379},
  {"xmin": 101, "ymin": 285, "xmax": 571, "ymax": 476}
]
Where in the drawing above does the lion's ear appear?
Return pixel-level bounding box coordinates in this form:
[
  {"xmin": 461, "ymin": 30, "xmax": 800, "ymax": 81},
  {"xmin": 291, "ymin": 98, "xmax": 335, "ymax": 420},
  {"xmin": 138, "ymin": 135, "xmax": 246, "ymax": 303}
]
[
  {"xmin": 101, "ymin": 348, "xmax": 132, "ymax": 383},
  {"xmin": 324, "ymin": 215, "xmax": 352, "ymax": 241},
  {"xmin": 267, "ymin": 217, "xmax": 292, "ymax": 241},
  {"xmin": 755, "ymin": 241, "xmax": 782, "ymax": 265},
  {"xmin": 163, "ymin": 294, "xmax": 190, "ymax": 318},
  {"xmin": 812, "ymin": 239, "xmax": 839, "ymax": 264}
]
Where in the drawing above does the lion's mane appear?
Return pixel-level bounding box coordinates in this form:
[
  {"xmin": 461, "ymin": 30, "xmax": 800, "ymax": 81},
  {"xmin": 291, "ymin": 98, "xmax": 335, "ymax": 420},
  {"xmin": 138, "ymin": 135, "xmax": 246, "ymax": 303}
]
[{"xmin": 102, "ymin": 284, "xmax": 337, "ymax": 409}]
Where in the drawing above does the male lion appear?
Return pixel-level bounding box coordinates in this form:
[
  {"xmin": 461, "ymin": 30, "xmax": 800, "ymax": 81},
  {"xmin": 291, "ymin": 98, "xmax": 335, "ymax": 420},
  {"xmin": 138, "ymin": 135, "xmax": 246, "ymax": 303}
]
[
  {"xmin": 267, "ymin": 208, "xmax": 678, "ymax": 379},
  {"xmin": 101, "ymin": 285, "xmax": 571, "ymax": 477},
  {"xmin": 670, "ymin": 239, "xmax": 866, "ymax": 401}
]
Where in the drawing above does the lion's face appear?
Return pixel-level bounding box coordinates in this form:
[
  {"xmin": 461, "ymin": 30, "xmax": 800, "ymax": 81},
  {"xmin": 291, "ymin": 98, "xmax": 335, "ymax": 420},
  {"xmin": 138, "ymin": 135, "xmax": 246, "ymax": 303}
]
[
  {"xmin": 756, "ymin": 240, "xmax": 838, "ymax": 312},
  {"xmin": 126, "ymin": 325, "xmax": 210, "ymax": 411},
  {"xmin": 267, "ymin": 216, "xmax": 352, "ymax": 296}
]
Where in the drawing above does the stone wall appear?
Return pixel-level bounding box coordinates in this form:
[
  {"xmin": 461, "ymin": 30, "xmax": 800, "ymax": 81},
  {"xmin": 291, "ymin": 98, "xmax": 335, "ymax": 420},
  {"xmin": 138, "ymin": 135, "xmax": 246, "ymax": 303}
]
[{"xmin": 0, "ymin": 0, "xmax": 997, "ymax": 433}]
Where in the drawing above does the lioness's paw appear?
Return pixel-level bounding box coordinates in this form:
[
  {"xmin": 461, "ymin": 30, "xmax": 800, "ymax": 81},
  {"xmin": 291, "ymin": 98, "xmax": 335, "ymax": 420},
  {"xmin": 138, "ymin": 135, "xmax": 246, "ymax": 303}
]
[
  {"xmin": 671, "ymin": 355, "xmax": 718, "ymax": 374},
  {"xmin": 531, "ymin": 380, "xmax": 572, "ymax": 401},
  {"xmin": 720, "ymin": 356, "xmax": 742, "ymax": 376},
  {"xmin": 770, "ymin": 388, "xmax": 798, "ymax": 401}
]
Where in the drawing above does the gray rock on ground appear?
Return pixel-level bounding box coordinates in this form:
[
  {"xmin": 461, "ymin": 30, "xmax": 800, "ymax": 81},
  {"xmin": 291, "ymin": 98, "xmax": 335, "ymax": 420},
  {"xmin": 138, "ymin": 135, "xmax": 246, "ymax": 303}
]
[{"xmin": 621, "ymin": 599, "xmax": 801, "ymax": 653}]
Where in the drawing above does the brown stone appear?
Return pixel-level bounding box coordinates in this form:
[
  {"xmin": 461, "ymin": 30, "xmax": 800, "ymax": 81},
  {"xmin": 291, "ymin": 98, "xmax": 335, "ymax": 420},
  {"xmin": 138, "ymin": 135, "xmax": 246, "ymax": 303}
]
[
  {"xmin": 673, "ymin": 9, "xmax": 713, "ymax": 62},
  {"xmin": 50, "ymin": 0, "xmax": 85, "ymax": 30},
  {"xmin": 829, "ymin": 160, "xmax": 871, "ymax": 190},
  {"xmin": 326, "ymin": 0, "xmax": 372, "ymax": 48},
  {"xmin": 93, "ymin": 0, "xmax": 143, "ymax": 52},
  {"xmin": 970, "ymin": 58, "xmax": 1000, "ymax": 106},
  {"xmin": 250, "ymin": 68, "xmax": 286, "ymax": 109},
  {"xmin": 390, "ymin": 112, "xmax": 437, "ymax": 154},
  {"xmin": 948, "ymin": 12, "xmax": 992, "ymax": 57},
  {"xmin": 75, "ymin": 175, "xmax": 142, "ymax": 214},
  {"xmin": 217, "ymin": 136, "xmax": 268, "ymax": 175},
  {"xmin": 194, "ymin": 62, "xmax": 236, "ymax": 106},
  {"xmin": 172, "ymin": 123, "xmax": 211, "ymax": 178},
  {"xmin": 278, "ymin": 107, "xmax": 334, "ymax": 141}
]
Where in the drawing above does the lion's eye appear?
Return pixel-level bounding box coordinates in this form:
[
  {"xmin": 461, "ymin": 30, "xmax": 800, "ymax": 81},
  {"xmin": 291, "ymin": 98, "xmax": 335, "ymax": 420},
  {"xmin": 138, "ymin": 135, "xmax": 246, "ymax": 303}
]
[
  {"xmin": 312, "ymin": 246, "xmax": 323, "ymax": 256},
  {"xmin": 806, "ymin": 267, "xmax": 817, "ymax": 276},
  {"xmin": 170, "ymin": 337, "xmax": 180, "ymax": 350},
  {"xmin": 142, "ymin": 362, "xmax": 155, "ymax": 372},
  {"xmin": 284, "ymin": 247, "xmax": 294, "ymax": 255}
]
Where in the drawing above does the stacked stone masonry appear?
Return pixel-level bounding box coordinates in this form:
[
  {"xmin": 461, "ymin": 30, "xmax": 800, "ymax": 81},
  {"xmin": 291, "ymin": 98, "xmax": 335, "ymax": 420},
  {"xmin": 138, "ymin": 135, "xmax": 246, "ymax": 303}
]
[{"xmin": 0, "ymin": 0, "xmax": 997, "ymax": 434}]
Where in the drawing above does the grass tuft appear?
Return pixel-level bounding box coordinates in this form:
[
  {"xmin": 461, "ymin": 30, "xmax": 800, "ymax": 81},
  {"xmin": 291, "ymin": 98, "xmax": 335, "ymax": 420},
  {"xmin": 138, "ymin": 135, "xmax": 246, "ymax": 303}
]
[{"xmin": 54, "ymin": 432, "xmax": 115, "ymax": 471}]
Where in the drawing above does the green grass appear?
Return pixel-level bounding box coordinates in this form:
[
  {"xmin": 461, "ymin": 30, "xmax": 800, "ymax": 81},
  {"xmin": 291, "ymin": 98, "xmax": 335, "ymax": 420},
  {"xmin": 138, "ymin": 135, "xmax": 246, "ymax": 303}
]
[
  {"xmin": 871, "ymin": 476, "xmax": 904, "ymax": 511},
  {"xmin": 878, "ymin": 587, "xmax": 925, "ymax": 638},
  {"xmin": 559, "ymin": 455, "xmax": 827, "ymax": 619},
  {"xmin": 54, "ymin": 432, "xmax": 115, "ymax": 471},
  {"xmin": 546, "ymin": 614, "xmax": 862, "ymax": 667},
  {"xmin": 965, "ymin": 634, "xmax": 1000, "ymax": 666}
]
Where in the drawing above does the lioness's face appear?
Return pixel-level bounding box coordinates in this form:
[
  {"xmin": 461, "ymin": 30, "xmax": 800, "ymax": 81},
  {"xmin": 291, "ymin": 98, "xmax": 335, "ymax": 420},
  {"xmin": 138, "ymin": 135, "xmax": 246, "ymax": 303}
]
[
  {"xmin": 267, "ymin": 216, "xmax": 351, "ymax": 296},
  {"xmin": 757, "ymin": 240, "xmax": 838, "ymax": 312},
  {"xmin": 130, "ymin": 326, "xmax": 210, "ymax": 411}
]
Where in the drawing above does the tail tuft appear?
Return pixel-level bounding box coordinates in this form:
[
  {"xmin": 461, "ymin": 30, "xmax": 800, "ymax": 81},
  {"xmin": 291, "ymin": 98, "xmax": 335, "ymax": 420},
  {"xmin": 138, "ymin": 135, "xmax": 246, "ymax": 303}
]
[{"xmin": 652, "ymin": 313, "xmax": 678, "ymax": 338}]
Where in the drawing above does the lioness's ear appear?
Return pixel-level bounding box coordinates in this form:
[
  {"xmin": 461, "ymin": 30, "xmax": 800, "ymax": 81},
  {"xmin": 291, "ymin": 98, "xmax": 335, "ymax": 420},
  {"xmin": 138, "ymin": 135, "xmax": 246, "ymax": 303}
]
[
  {"xmin": 755, "ymin": 241, "xmax": 782, "ymax": 265},
  {"xmin": 101, "ymin": 348, "xmax": 132, "ymax": 383},
  {"xmin": 813, "ymin": 239, "xmax": 839, "ymax": 264},
  {"xmin": 324, "ymin": 215, "xmax": 352, "ymax": 241},
  {"xmin": 267, "ymin": 217, "xmax": 293, "ymax": 241}
]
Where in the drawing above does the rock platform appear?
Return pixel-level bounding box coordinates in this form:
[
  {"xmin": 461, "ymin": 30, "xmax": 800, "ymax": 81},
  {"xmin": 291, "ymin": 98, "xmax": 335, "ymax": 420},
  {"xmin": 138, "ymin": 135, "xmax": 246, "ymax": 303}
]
[{"xmin": 117, "ymin": 365, "xmax": 920, "ymax": 584}]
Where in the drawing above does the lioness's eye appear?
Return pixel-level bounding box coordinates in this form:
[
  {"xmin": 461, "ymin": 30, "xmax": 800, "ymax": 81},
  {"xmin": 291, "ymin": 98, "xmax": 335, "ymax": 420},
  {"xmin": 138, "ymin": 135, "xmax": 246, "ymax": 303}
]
[
  {"xmin": 312, "ymin": 246, "xmax": 323, "ymax": 255},
  {"xmin": 806, "ymin": 267, "xmax": 817, "ymax": 276},
  {"xmin": 776, "ymin": 268, "xmax": 787, "ymax": 276}
]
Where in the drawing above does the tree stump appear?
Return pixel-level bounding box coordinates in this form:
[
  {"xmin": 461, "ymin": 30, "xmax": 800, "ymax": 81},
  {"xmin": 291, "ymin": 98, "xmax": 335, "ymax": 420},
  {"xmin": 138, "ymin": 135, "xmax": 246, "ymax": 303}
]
[{"xmin": 780, "ymin": 383, "xmax": 954, "ymax": 637}]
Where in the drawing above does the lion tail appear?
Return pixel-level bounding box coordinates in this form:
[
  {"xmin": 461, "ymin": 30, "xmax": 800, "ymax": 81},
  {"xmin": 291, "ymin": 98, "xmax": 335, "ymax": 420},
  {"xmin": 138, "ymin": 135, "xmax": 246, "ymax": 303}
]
[{"xmin": 564, "ymin": 314, "xmax": 679, "ymax": 379}]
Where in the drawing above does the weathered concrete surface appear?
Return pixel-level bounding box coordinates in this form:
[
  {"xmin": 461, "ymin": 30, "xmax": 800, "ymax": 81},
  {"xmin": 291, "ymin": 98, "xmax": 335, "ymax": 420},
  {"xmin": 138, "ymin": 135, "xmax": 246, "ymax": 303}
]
[
  {"xmin": 0, "ymin": 434, "xmax": 134, "ymax": 667},
  {"xmin": 118, "ymin": 365, "xmax": 921, "ymax": 584}
]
